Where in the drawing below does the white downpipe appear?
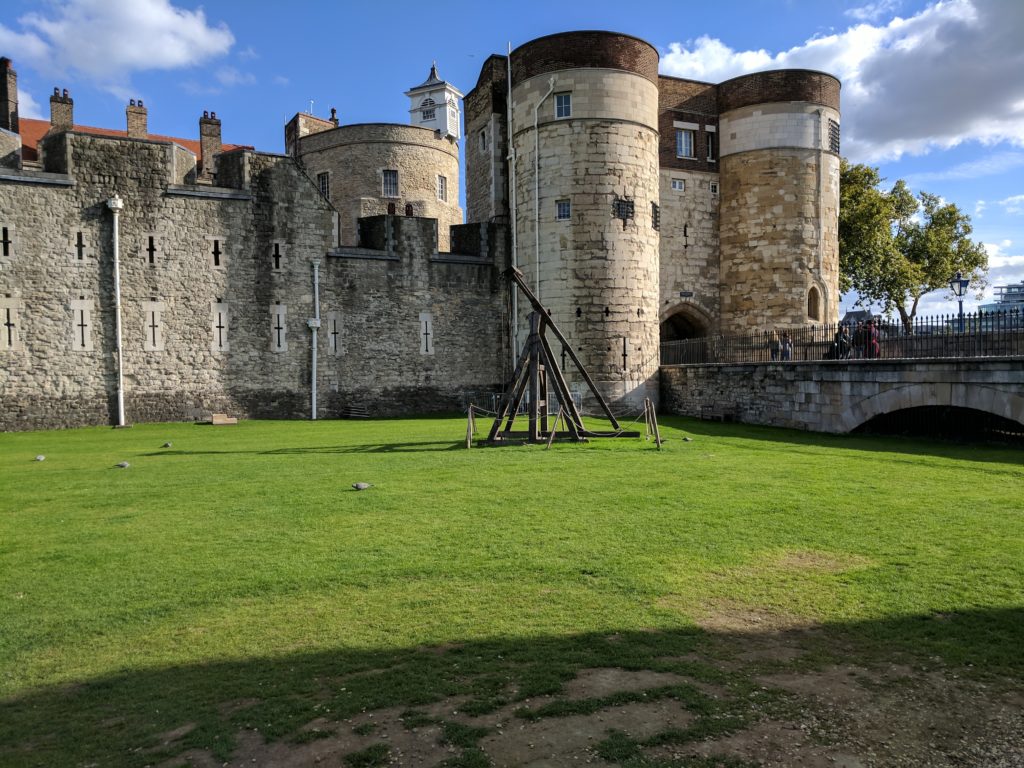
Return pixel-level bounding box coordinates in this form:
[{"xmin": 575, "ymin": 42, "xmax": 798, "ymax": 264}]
[
  {"xmin": 534, "ymin": 77, "xmax": 556, "ymax": 301},
  {"xmin": 107, "ymin": 195, "xmax": 126, "ymax": 427},
  {"xmin": 506, "ymin": 43, "xmax": 518, "ymax": 364},
  {"xmin": 309, "ymin": 258, "xmax": 321, "ymax": 420}
]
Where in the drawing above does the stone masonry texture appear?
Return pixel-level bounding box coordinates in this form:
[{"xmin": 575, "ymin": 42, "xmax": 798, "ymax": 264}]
[{"xmin": 2, "ymin": 30, "xmax": 856, "ymax": 432}]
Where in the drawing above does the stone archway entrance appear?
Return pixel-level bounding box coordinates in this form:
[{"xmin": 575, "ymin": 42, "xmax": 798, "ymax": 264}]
[{"xmin": 660, "ymin": 304, "xmax": 711, "ymax": 342}]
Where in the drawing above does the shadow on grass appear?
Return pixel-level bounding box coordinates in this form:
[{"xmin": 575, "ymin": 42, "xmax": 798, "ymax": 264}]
[
  {"xmin": 1, "ymin": 607, "xmax": 1021, "ymax": 767},
  {"xmin": 141, "ymin": 440, "xmax": 467, "ymax": 457},
  {"xmin": 667, "ymin": 415, "xmax": 1024, "ymax": 465}
]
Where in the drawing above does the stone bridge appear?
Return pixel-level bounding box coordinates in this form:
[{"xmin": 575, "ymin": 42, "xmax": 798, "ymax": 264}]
[{"xmin": 660, "ymin": 358, "xmax": 1024, "ymax": 434}]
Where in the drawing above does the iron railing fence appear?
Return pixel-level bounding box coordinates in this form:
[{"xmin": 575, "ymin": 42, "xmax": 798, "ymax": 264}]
[{"xmin": 660, "ymin": 308, "xmax": 1024, "ymax": 366}]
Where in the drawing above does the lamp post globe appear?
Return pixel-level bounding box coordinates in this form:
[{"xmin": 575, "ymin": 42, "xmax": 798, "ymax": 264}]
[{"xmin": 949, "ymin": 271, "xmax": 970, "ymax": 333}]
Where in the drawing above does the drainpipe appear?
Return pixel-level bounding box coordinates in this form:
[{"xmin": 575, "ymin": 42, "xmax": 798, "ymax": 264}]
[
  {"xmin": 106, "ymin": 195, "xmax": 126, "ymax": 427},
  {"xmin": 506, "ymin": 43, "xmax": 518, "ymax": 364},
  {"xmin": 534, "ymin": 76, "xmax": 556, "ymax": 301},
  {"xmin": 308, "ymin": 258, "xmax": 321, "ymax": 420}
]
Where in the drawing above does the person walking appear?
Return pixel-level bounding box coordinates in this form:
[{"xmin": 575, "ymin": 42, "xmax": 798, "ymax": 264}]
[{"xmin": 781, "ymin": 331, "xmax": 793, "ymax": 361}]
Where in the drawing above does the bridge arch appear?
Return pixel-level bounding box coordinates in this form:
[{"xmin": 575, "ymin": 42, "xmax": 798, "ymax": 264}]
[
  {"xmin": 838, "ymin": 383, "xmax": 1024, "ymax": 433},
  {"xmin": 660, "ymin": 301, "xmax": 714, "ymax": 342}
]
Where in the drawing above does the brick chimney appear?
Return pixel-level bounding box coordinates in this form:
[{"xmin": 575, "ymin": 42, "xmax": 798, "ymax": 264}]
[
  {"xmin": 126, "ymin": 99, "xmax": 147, "ymax": 139},
  {"xmin": 199, "ymin": 110, "xmax": 221, "ymax": 181},
  {"xmin": 49, "ymin": 88, "xmax": 73, "ymax": 130},
  {"xmin": 0, "ymin": 57, "xmax": 18, "ymax": 134}
]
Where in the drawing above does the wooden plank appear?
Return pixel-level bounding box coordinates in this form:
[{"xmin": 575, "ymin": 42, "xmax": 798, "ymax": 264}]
[
  {"xmin": 508, "ymin": 268, "xmax": 621, "ymax": 429},
  {"xmin": 545, "ymin": 407, "xmax": 562, "ymax": 450}
]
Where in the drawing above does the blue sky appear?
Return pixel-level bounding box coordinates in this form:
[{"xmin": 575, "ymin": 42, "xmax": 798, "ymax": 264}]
[{"xmin": 2, "ymin": 0, "xmax": 1022, "ymax": 316}]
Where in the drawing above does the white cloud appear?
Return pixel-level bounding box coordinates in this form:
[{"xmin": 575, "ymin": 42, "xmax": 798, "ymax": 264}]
[
  {"xmin": 660, "ymin": 0, "xmax": 1024, "ymax": 163},
  {"xmin": 846, "ymin": 0, "xmax": 903, "ymax": 21},
  {"xmin": 975, "ymin": 200, "xmax": 986, "ymax": 217},
  {"xmin": 215, "ymin": 67, "xmax": 255, "ymax": 87},
  {"xmin": 998, "ymin": 194, "xmax": 1024, "ymax": 215},
  {"xmin": 16, "ymin": 89, "xmax": 44, "ymax": 119},
  {"xmin": 902, "ymin": 152, "xmax": 1024, "ymax": 186},
  {"xmin": 0, "ymin": 0, "xmax": 233, "ymax": 95},
  {"xmin": 272, "ymin": 75, "xmax": 290, "ymax": 87},
  {"xmin": 238, "ymin": 46, "xmax": 258, "ymax": 61}
]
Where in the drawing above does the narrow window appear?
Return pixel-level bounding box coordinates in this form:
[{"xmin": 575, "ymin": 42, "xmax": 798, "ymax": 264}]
[
  {"xmin": 808, "ymin": 287, "xmax": 821, "ymax": 321},
  {"xmin": 142, "ymin": 300, "xmax": 165, "ymax": 352},
  {"xmin": 382, "ymin": 169, "xmax": 399, "ymax": 197},
  {"xmin": 69, "ymin": 298, "xmax": 93, "ymax": 352},
  {"xmin": 437, "ymin": 175, "xmax": 447, "ymax": 202},
  {"xmin": 271, "ymin": 242, "xmax": 284, "ymax": 270},
  {"xmin": 479, "ymin": 128, "xmax": 487, "ymax": 152},
  {"xmin": 706, "ymin": 132, "xmax": 716, "ymax": 162},
  {"xmin": 828, "ymin": 119, "xmax": 841, "ymax": 154},
  {"xmin": 419, "ymin": 311, "xmax": 434, "ymax": 355},
  {"xmin": 556, "ymin": 199, "xmax": 571, "ymax": 221},
  {"xmin": 709, "ymin": 181, "xmax": 720, "ymax": 195},
  {"xmin": 1, "ymin": 225, "xmax": 15, "ymax": 258},
  {"xmin": 211, "ymin": 301, "xmax": 229, "ymax": 353},
  {"xmin": 326, "ymin": 311, "xmax": 342, "ymax": 356},
  {"xmin": 676, "ymin": 129, "xmax": 695, "ymax": 158},
  {"xmin": 207, "ymin": 236, "xmax": 226, "ymax": 268},
  {"xmin": 271, "ymin": 303, "xmax": 287, "ymax": 353},
  {"xmin": 651, "ymin": 202, "xmax": 660, "ymax": 231},
  {"xmin": 405, "ymin": 203, "xmax": 413, "ymax": 216},
  {"xmin": 146, "ymin": 235, "xmax": 157, "ymax": 265},
  {"xmin": 671, "ymin": 178, "xmax": 685, "ymax": 192},
  {"xmin": 555, "ymin": 93, "xmax": 572, "ymax": 119},
  {"xmin": 1, "ymin": 298, "xmax": 21, "ymax": 351},
  {"xmin": 317, "ymin": 172, "xmax": 330, "ymax": 201}
]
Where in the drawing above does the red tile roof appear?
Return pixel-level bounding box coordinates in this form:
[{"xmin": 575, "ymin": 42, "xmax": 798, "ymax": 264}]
[{"xmin": 18, "ymin": 117, "xmax": 252, "ymax": 163}]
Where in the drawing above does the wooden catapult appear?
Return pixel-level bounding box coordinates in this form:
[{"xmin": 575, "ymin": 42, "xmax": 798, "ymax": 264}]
[{"xmin": 477, "ymin": 267, "xmax": 660, "ymax": 446}]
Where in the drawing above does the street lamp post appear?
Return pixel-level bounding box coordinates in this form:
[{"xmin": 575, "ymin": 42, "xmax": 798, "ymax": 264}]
[{"xmin": 949, "ymin": 270, "xmax": 970, "ymax": 333}]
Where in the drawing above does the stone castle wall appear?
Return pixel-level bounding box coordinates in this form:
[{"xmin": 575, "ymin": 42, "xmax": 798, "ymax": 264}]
[
  {"xmin": 463, "ymin": 55, "xmax": 509, "ymax": 225},
  {"xmin": 717, "ymin": 72, "xmax": 841, "ymax": 334},
  {"xmin": 661, "ymin": 358, "xmax": 1024, "ymax": 433},
  {"xmin": 295, "ymin": 123, "xmax": 462, "ymax": 251},
  {"xmin": 657, "ymin": 169, "xmax": 721, "ymax": 337},
  {"xmin": 510, "ymin": 62, "xmax": 661, "ymax": 406},
  {"xmin": 0, "ymin": 132, "xmax": 504, "ymax": 431}
]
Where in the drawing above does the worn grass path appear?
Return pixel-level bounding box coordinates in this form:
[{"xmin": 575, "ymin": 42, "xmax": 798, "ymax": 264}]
[{"xmin": 1, "ymin": 416, "xmax": 1021, "ymax": 766}]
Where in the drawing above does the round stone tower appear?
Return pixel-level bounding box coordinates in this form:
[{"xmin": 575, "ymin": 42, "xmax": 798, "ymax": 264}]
[
  {"xmin": 509, "ymin": 31, "xmax": 661, "ymax": 407},
  {"xmin": 717, "ymin": 70, "xmax": 841, "ymax": 333}
]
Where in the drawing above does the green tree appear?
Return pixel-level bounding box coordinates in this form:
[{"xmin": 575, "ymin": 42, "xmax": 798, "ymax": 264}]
[{"xmin": 839, "ymin": 159, "xmax": 988, "ymax": 331}]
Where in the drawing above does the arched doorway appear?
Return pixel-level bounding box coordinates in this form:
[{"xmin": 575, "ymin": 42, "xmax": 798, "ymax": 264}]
[{"xmin": 660, "ymin": 304, "xmax": 711, "ymax": 342}]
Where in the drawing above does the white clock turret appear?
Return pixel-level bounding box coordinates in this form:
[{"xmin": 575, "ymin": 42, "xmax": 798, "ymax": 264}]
[{"xmin": 406, "ymin": 62, "xmax": 463, "ymax": 140}]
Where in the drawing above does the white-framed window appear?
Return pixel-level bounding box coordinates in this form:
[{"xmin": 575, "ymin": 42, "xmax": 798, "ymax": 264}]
[
  {"xmin": 421, "ymin": 108, "xmax": 435, "ymax": 122},
  {"xmin": 317, "ymin": 171, "xmax": 330, "ymax": 201},
  {"xmin": 676, "ymin": 129, "xmax": 695, "ymax": 158},
  {"xmin": 709, "ymin": 181, "xmax": 720, "ymax": 195},
  {"xmin": 382, "ymin": 169, "xmax": 399, "ymax": 198},
  {"xmin": 671, "ymin": 178, "xmax": 685, "ymax": 192},
  {"xmin": 556, "ymin": 199, "xmax": 571, "ymax": 220},
  {"xmin": 437, "ymin": 175, "xmax": 448, "ymax": 202},
  {"xmin": 706, "ymin": 132, "xmax": 716, "ymax": 162},
  {"xmin": 555, "ymin": 92, "xmax": 571, "ymax": 119}
]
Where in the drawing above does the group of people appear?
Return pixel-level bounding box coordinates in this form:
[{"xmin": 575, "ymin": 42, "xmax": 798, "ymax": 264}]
[
  {"xmin": 828, "ymin": 321, "xmax": 881, "ymax": 359},
  {"xmin": 766, "ymin": 330, "xmax": 794, "ymax": 361},
  {"xmin": 764, "ymin": 321, "xmax": 882, "ymax": 362}
]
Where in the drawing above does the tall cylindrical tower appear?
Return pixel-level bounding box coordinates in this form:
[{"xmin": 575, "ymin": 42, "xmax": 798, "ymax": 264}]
[
  {"xmin": 510, "ymin": 31, "xmax": 661, "ymax": 407},
  {"xmin": 717, "ymin": 70, "xmax": 841, "ymax": 333}
]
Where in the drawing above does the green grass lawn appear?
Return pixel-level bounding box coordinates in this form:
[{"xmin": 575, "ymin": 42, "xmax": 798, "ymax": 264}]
[{"xmin": 1, "ymin": 415, "xmax": 1021, "ymax": 766}]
